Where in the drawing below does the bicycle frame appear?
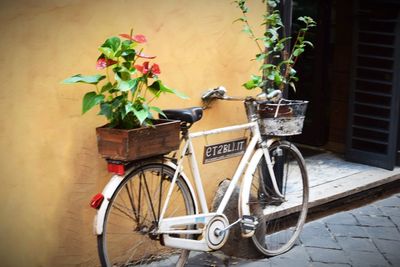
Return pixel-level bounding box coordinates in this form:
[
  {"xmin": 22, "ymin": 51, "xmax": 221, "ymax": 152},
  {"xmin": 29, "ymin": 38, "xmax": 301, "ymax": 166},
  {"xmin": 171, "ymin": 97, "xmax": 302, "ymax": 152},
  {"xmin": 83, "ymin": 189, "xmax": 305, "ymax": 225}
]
[{"xmin": 157, "ymin": 120, "xmax": 283, "ymax": 251}]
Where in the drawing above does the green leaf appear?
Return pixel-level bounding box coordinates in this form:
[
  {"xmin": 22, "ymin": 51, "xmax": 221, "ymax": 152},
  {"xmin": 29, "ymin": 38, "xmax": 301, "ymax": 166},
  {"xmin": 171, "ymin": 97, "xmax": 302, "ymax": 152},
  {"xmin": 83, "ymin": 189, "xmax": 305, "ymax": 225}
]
[
  {"xmin": 256, "ymin": 53, "xmax": 267, "ymax": 61},
  {"xmin": 172, "ymin": 88, "xmax": 189, "ymax": 99},
  {"xmin": 114, "ymin": 50, "xmax": 122, "ymax": 57},
  {"xmin": 101, "ymin": 37, "xmax": 121, "ymax": 52},
  {"xmin": 266, "ymin": 28, "xmax": 278, "ymax": 41},
  {"xmin": 298, "ymin": 16, "xmax": 316, "ymax": 27},
  {"xmin": 281, "ymin": 59, "xmax": 294, "ymax": 65},
  {"xmin": 243, "ymin": 75, "xmax": 262, "ymax": 90},
  {"xmin": 251, "ymin": 74, "xmax": 262, "ymax": 82},
  {"xmin": 148, "ymin": 80, "xmax": 189, "ymax": 99},
  {"xmin": 62, "ymin": 74, "xmax": 106, "ymax": 85},
  {"xmin": 111, "ymin": 95, "xmax": 124, "ymax": 109},
  {"xmin": 115, "ymin": 65, "xmax": 136, "ymax": 80},
  {"xmin": 150, "ymin": 106, "xmax": 166, "ymax": 118},
  {"xmin": 98, "ymin": 37, "xmax": 122, "ymax": 60},
  {"xmin": 121, "ymin": 49, "xmax": 136, "ymax": 61},
  {"xmin": 98, "ymin": 47, "xmax": 114, "ymax": 59},
  {"xmin": 233, "ymin": 17, "xmax": 247, "ymax": 23},
  {"xmin": 297, "ymin": 16, "xmax": 307, "ymax": 24},
  {"xmin": 124, "ymin": 103, "xmax": 134, "ymax": 118},
  {"xmin": 274, "ymin": 42, "xmax": 285, "ymax": 52},
  {"xmin": 82, "ymin": 92, "xmax": 104, "ymax": 114},
  {"xmin": 267, "ymin": 0, "xmax": 277, "ymax": 8},
  {"xmin": 115, "ymin": 72, "xmax": 137, "ymax": 92},
  {"xmin": 260, "ymin": 64, "xmax": 275, "ymax": 70},
  {"xmin": 278, "ymin": 37, "xmax": 292, "ymax": 43},
  {"xmin": 101, "ymin": 82, "xmax": 113, "ymax": 93},
  {"xmin": 289, "ymin": 67, "xmax": 297, "ymax": 76},
  {"xmin": 289, "ymin": 82, "xmax": 296, "ymax": 92},
  {"xmin": 121, "ymin": 40, "xmax": 133, "ymax": 50},
  {"xmin": 243, "ymin": 80, "xmax": 257, "ymax": 90},
  {"xmin": 122, "ymin": 61, "xmax": 131, "ymax": 70},
  {"xmin": 293, "ymin": 48, "xmax": 305, "ymax": 57},
  {"xmin": 99, "ymin": 103, "xmax": 112, "ymax": 119},
  {"xmin": 264, "ymin": 40, "xmax": 273, "ymax": 49},
  {"xmin": 117, "ymin": 69, "xmax": 131, "ymax": 81},
  {"xmin": 264, "ymin": 12, "xmax": 281, "ymax": 26},
  {"xmin": 303, "ymin": 41, "xmax": 314, "ymax": 48},
  {"xmin": 267, "ymin": 72, "xmax": 275, "ymax": 81},
  {"xmin": 116, "ymin": 79, "xmax": 137, "ymax": 92},
  {"xmin": 132, "ymin": 108, "xmax": 149, "ymax": 125},
  {"xmin": 242, "ymin": 25, "xmax": 253, "ymax": 35},
  {"xmin": 274, "ymin": 72, "xmax": 283, "ymax": 86},
  {"xmin": 130, "ymin": 78, "xmax": 139, "ymax": 94}
]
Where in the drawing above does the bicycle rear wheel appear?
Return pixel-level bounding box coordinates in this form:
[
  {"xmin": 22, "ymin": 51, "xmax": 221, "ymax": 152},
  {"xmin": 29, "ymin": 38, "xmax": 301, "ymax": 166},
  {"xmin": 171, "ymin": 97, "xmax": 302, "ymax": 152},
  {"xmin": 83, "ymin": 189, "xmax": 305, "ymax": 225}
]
[
  {"xmin": 245, "ymin": 141, "xmax": 309, "ymax": 256},
  {"xmin": 98, "ymin": 163, "xmax": 195, "ymax": 266}
]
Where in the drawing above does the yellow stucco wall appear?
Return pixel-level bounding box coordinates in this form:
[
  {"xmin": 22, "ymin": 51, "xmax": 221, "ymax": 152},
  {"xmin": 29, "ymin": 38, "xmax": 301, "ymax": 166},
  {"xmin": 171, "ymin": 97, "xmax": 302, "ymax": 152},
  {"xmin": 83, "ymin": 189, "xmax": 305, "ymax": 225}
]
[{"xmin": 0, "ymin": 0, "xmax": 264, "ymax": 266}]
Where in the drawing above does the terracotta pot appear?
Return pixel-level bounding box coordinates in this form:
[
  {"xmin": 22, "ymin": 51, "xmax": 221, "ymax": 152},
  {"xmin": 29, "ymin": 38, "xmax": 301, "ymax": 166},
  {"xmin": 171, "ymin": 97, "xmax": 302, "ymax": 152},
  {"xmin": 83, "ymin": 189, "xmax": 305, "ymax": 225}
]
[{"xmin": 258, "ymin": 103, "xmax": 293, "ymax": 118}]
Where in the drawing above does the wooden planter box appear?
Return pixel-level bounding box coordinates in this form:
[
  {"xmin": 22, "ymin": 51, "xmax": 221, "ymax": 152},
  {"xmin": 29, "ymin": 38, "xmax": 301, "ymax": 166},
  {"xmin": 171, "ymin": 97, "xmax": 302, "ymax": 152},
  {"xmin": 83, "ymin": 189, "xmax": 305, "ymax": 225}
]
[{"xmin": 96, "ymin": 119, "xmax": 180, "ymax": 161}]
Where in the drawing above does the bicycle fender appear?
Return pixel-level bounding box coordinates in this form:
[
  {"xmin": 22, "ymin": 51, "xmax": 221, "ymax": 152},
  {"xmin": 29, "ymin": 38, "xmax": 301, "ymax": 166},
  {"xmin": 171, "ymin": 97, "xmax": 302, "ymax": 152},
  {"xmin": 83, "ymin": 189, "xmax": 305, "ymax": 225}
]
[
  {"xmin": 93, "ymin": 160, "xmax": 199, "ymax": 236},
  {"xmin": 93, "ymin": 174, "xmax": 125, "ymax": 235}
]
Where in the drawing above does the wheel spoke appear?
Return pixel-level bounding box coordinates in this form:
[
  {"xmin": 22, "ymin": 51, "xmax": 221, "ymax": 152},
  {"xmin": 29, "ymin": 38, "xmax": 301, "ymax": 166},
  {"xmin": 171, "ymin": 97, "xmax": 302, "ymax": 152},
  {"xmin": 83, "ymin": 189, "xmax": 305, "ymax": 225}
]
[
  {"xmin": 249, "ymin": 142, "xmax": 308, "ymax": 256},
  {"xmin": 141, "ymin": 170, "xmax": 158, "ymax": 223},
  {"xmin": 98, "ymin": 163, "xmax": 195, "ymax": 266},
  {"xmin": 110, "ymin": 201, "xmax": 136, "ymax": 221},
  {"xmin": 124, "ymin": 240, "xmax": 145, "ymax": 266},
  {"xmin": 125, "ymin": 184, "xmax": 139, "ymax": 222}
]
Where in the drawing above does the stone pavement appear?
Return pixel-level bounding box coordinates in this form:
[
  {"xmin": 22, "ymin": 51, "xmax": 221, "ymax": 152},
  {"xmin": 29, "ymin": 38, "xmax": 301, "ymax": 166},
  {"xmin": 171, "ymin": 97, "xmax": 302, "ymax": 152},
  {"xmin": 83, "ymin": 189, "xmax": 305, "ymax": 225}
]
[{"xmin": 186, "ymin": 192, "xmax": 400, "ymax": 266}]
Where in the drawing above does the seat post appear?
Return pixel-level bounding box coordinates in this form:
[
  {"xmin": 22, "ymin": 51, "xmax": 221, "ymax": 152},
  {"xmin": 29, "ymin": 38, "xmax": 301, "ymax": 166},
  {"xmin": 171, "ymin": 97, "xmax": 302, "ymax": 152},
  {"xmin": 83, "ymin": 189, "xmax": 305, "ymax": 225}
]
[{"xmin": 180, "ymin": 122, "xmax": 191, "ymax": 140}]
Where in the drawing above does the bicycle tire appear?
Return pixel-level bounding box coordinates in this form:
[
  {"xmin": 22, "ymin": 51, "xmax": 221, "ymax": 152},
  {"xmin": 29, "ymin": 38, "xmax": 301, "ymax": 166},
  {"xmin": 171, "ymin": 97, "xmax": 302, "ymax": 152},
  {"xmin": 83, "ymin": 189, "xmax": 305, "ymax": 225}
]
[
  {"xmin": 97, "ymin": 162, "xmax": 196, "ymax": 266},
  {"xmin": 243, "ymin": 141, "xmax": 309, "ymax": 256}
]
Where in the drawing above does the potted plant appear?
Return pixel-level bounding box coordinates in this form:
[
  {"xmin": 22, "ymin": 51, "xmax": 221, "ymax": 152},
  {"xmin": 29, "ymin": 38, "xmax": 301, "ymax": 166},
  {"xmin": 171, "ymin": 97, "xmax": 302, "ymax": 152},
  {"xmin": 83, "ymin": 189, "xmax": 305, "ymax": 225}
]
[
  {"xmin": 63, "ymin": 30, "xmax": 186, "ymax": 160},
  {"xmin": 234, "ymin": 0, "xmax": 316, "ymax": 136}
]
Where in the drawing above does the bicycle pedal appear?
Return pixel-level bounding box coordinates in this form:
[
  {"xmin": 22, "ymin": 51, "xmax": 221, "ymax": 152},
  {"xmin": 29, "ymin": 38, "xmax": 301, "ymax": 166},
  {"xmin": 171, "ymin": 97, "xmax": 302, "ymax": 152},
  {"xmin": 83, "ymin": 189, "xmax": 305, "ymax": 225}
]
[{"xmin": 241, "ymin": 215, "xmax": 258, "ymax": 231}]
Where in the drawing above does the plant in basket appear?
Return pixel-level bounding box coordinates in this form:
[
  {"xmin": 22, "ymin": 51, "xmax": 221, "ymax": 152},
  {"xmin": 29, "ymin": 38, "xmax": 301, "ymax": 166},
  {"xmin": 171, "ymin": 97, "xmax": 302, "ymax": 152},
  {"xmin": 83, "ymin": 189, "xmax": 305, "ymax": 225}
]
[
  {"xmin": 234, "ymin": 0, "xmax": 316, "ymax": 96},
  {"xmin": 234, "ymin": 0, "xmax": 316, "ymax": 136},
  {"xmin": 63, "ymin": 30, "xmax": 186, "ymax": 160}
]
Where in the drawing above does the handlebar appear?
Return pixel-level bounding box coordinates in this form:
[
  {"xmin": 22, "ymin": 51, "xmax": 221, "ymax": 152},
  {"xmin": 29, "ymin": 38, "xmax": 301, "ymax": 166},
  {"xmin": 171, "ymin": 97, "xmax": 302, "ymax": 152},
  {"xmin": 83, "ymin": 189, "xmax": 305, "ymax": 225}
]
[
  {"xmin": 201, "ymin": 86, "xmax": 229, "ymax": 100},
  {"xmin": 201, "ymin": 86, "xmax": 282, "ymax": 103}
]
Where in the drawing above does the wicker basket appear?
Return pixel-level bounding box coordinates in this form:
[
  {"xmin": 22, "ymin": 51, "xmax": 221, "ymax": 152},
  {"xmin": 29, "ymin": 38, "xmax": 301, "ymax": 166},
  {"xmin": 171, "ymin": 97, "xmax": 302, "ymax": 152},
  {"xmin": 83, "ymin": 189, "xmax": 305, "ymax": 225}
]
[{"xmin": 257, "ymin": 99, "xmax": 308, "ymax": 136}]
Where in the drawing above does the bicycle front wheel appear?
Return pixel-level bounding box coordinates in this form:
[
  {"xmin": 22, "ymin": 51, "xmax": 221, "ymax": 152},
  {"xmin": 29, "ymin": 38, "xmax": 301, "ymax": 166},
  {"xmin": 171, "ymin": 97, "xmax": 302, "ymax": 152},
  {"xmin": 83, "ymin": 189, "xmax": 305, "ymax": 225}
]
[
  {"xmin": 245, "ymin": 141, "xmax": 309, "ymax": 256},
  {"xmin": 98, "ymin": 163, "xmax": 196, "ymax": 266}
]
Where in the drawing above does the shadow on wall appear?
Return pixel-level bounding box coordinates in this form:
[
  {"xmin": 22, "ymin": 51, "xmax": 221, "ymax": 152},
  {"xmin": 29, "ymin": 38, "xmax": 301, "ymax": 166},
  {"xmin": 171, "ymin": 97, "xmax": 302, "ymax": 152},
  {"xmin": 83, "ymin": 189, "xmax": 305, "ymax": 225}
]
[{"xmin": 51, "ymin": 132, "xmax": 107, "ymax": 266}]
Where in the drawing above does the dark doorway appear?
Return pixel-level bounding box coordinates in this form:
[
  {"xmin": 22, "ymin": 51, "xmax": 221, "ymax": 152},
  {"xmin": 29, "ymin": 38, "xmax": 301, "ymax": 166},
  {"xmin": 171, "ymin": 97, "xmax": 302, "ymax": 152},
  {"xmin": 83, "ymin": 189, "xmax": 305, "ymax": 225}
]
[
  {"xmin": 345, "ymin": 0, "xmax": 400, "ymax": 170},
  {"xmin": 290, "ymin": 0, "xmax": 332, "ymax": 146}
]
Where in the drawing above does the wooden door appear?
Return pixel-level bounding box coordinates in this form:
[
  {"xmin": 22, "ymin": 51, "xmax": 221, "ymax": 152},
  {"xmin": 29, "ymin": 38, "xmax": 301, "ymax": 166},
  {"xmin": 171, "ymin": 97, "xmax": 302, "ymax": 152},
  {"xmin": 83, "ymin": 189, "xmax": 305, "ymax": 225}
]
[{"xmin": 346, "ymin": 0, "xmax": 400, "ymax": 170}]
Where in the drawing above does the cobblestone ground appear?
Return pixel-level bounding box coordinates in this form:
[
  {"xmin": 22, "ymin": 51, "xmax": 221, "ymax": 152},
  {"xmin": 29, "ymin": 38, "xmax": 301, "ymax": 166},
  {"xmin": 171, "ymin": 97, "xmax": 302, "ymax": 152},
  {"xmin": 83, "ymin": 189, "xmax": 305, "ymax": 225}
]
[{"xmin": 186, "ymin": 193, "xmax": 400, "ymax": 266}]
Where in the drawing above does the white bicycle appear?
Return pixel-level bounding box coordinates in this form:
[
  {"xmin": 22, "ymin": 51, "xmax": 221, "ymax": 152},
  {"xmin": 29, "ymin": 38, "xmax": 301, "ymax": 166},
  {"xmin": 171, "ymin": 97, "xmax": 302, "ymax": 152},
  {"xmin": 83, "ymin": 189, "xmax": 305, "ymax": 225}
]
[{"xmin": 92, "ymin": 87, "xmax": 309, "ymax": 266}]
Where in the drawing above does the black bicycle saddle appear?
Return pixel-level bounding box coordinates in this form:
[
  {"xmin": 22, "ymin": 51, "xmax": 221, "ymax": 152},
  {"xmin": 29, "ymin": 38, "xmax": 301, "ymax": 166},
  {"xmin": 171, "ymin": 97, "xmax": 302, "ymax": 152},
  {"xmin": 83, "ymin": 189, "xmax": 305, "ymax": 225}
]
[{"xmin": 161, "ymin": 107, "xmax": 203, "ymax": 124}]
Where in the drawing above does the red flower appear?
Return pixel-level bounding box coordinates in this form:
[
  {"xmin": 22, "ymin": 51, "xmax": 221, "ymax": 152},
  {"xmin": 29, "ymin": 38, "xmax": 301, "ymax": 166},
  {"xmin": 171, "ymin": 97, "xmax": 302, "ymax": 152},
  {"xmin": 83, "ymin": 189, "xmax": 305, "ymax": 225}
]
[
  {"xmin": 151, "ymin": 63, "xmax": 161, "ymax": 75},
  {"xmin": 132, "ymin": 34, "xmax": 147, "ymax": 43},
  {"xmin": 119, "ymin": 33, "xmax": 147, "ymax": 43},
  {"xmin": 137, "ymin": 52, "xmax": 156, "ymax": 59},
  {"xmin": 119, "ymin": 33, "xmax": 132, "ymax": 40},
  {"xmin": 135, "ymin": 61, "xmax": 150, "ymax": 74},
  {"xmin": 135, "ymin": 62, "xmax": 161, "ymax": 77},
  {"xmin": 96, "ymin": 57, "xmax": 117, "ymax": 70}
]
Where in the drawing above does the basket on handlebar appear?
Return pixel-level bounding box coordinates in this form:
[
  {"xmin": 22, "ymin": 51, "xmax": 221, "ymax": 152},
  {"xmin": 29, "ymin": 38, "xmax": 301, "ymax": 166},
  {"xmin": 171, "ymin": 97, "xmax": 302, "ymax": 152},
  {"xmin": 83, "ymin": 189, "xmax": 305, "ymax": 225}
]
[{"xmin": 257, "ymin": 99, "xmax": 308, "ymax": 136}]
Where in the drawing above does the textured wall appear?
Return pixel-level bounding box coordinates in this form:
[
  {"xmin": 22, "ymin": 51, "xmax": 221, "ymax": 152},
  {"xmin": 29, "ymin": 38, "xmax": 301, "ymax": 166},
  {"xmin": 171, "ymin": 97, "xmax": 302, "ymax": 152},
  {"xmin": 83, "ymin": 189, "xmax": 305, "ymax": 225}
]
[{"xmin": 0, "ymin": 0, "xmax": 263, "ymax": 266}]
